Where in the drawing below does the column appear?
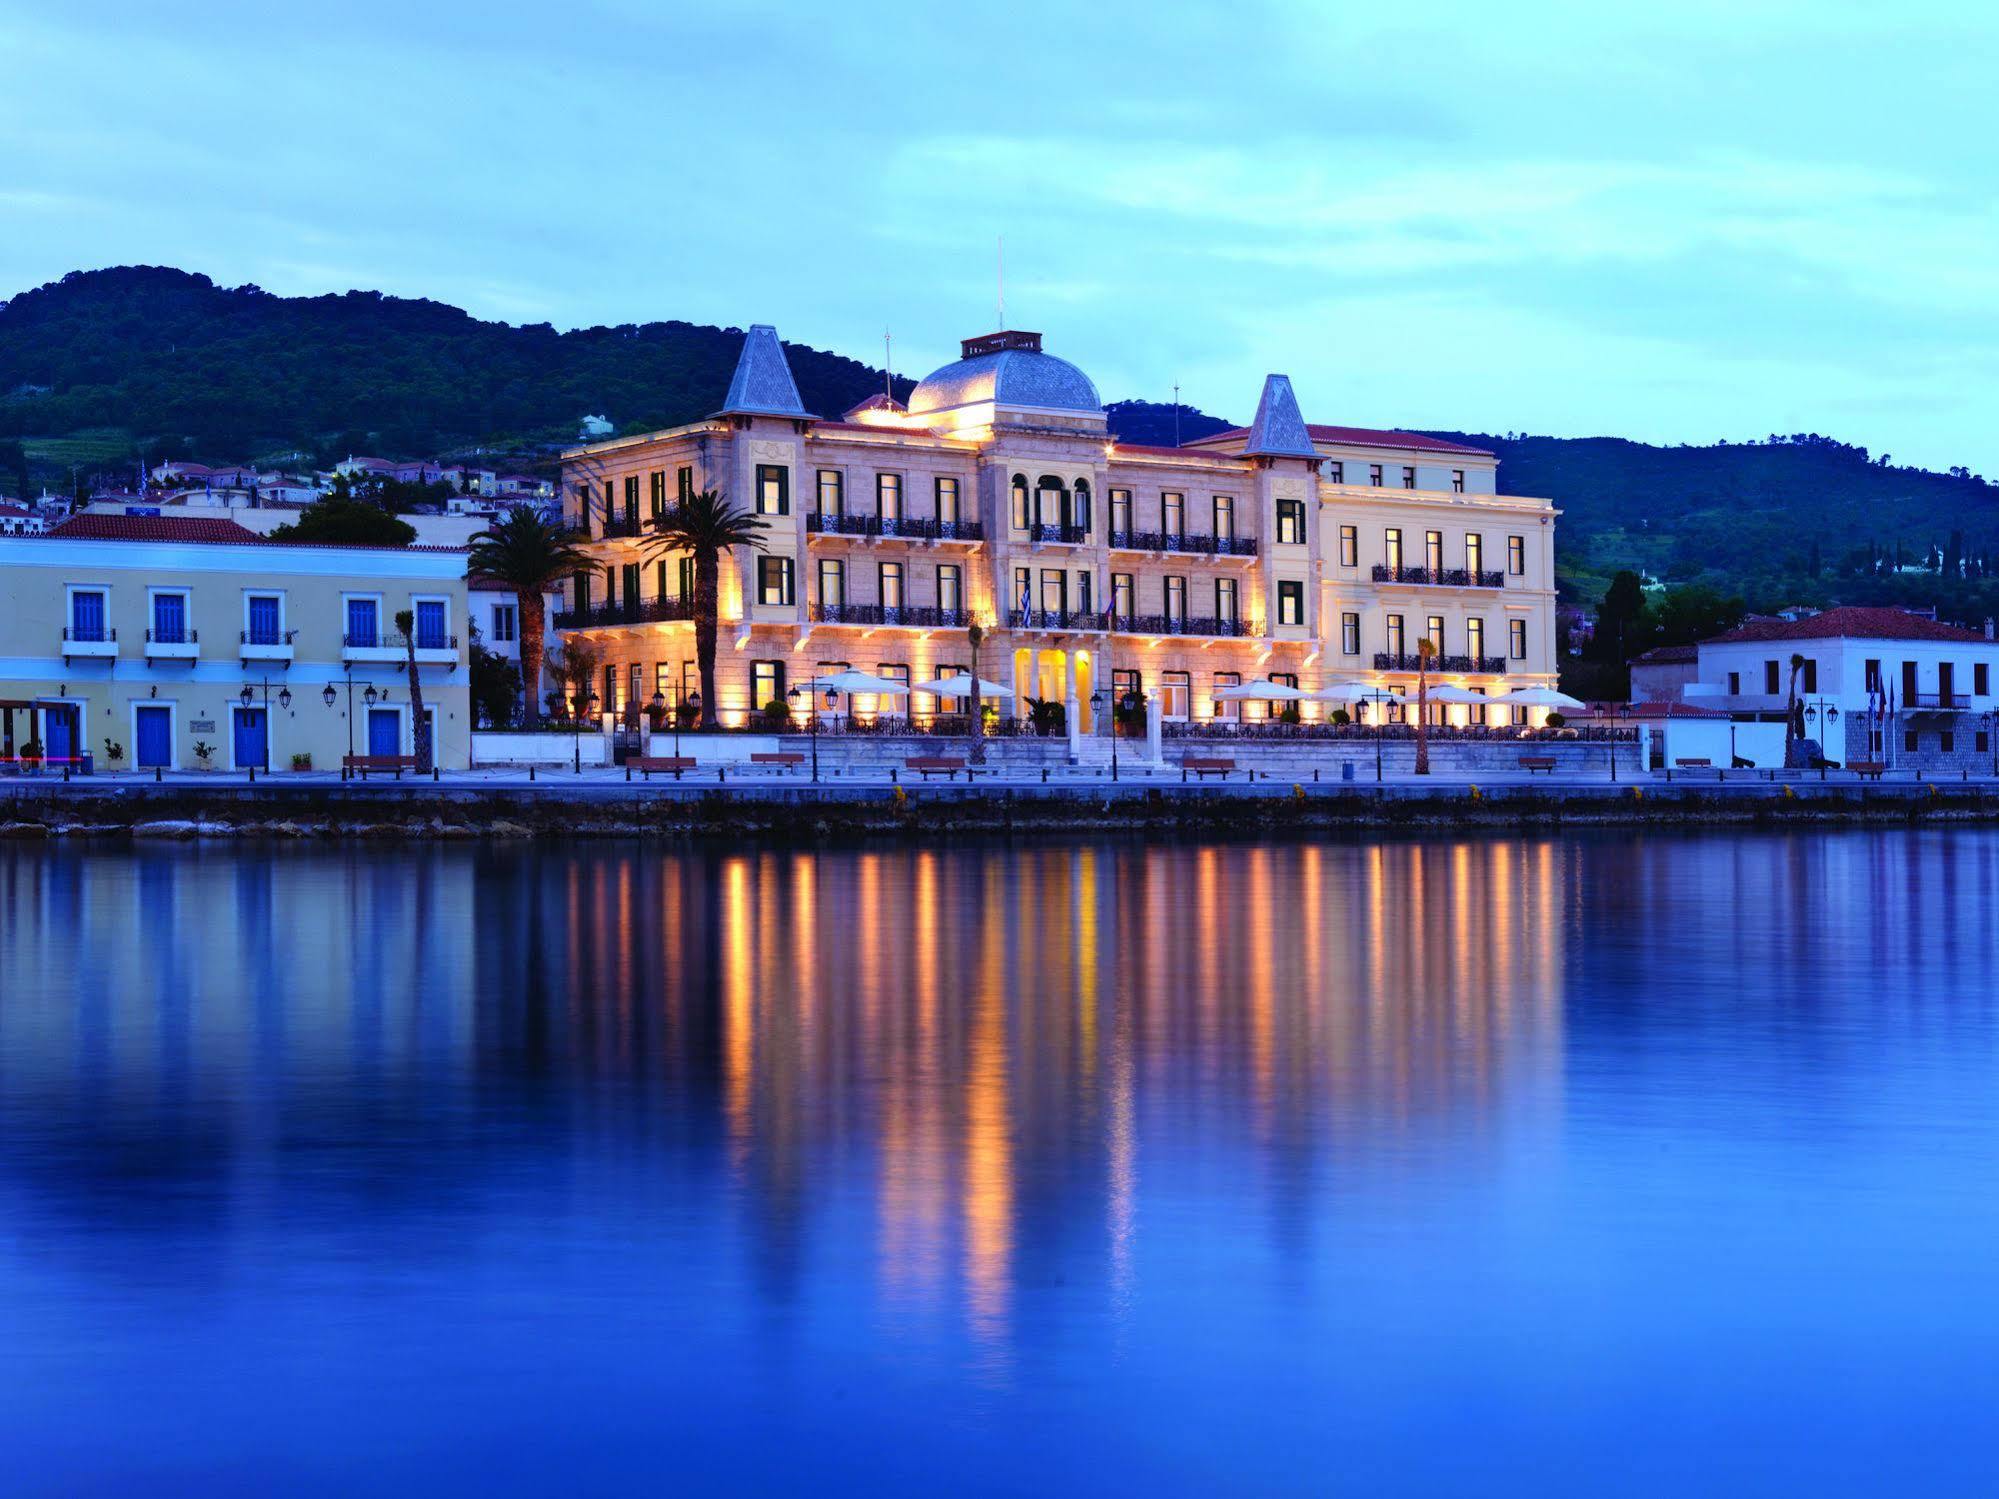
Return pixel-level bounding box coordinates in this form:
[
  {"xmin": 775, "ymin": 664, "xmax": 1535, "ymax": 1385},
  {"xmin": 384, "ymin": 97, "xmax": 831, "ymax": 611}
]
[
  {"xmin": 1011, "ymin": 648, "xmax": 1026, "ymax": 727},
  {"xmin": 1064, "ymin": 649, "xmax": 1082, "ymax": 764}
]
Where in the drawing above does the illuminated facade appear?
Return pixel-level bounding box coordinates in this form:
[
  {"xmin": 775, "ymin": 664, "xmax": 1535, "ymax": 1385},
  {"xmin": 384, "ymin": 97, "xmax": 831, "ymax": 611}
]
[{"xmin": 558, "ymin": 324, "xmax": 1558, "ymax": 729}]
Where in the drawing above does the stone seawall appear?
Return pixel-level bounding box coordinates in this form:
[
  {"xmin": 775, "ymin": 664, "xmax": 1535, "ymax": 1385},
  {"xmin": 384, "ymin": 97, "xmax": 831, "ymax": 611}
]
[{"xmin": 4, "ymin": 778, "xmax": 1999, "ymax": 843}]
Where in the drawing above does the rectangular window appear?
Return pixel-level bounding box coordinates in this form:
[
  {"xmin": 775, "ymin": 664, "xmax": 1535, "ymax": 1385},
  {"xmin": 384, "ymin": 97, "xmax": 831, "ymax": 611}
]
[
  {"xmin": 1368, "ymin": 464, "xmax": 1383, "ymax": 487},
  {"xmin": 677, "ymin": 467, "xmax": 694, "ymax": 505},
  {"xmin": 1013, "ymin": 566, "xmax": 1032, "ymax": 615},
  {"xmin": 816, "ymin": 469, "xmax": 844, "ymax": 516},
  {"xmin": 1213, "ymin": 495, "xmax": 1235, "ymax": 538},
  {"xmin": 345, "ymin": 597, "xmax": 378, "ymax": 648},
  {"xmin": 1467, "ymin": 617, "xmax": 1485, "ymax": 661},
  {"xmin": 621, "ymin": 562, "xmax": 641, "ymax": 609},
  {"xmin": 492, "ymin": 603, "xmax": 517, "ymax": 643},
  {"xmin": 877, "ymin": 473, "xmax": 903, "ymax": 524},
  {"xmin": 1110, "ymin": 488, "xmax": 1133, "ymax": 536},
  {"xmin": 1384, "ymin": 529, "xmax": 1403, "ymax": 570},
  {"xmin": 1903, "ymin": 661, "xmax": 1919, "ymax": 701},
  {"xmin": 1465, "ymin": 533, "xmax": 1484, "ymax": 575},
  {"xmin": 755, "ymin": 464, "xmax": 790, "ymax": 516},
  {"xmin": 628, "ymin": 663, "xmax": 643, "ymax": 715},
  {"xmin": 1451, "ymin": 469, "xmax": 1465, "ymax": 493},
  {"xmin": 1940, "ymin": 731, "xmax": 1955, "ymax": 753},
  {"xmin": 757, "ymin": 555, "xmax": 794, "ymax": 606},
  {"xmin": 1402, "ymin": 466, "xmax": 1417, "ymax": 490},
  {"xmin": 649, "ymin": 471, "xmax": 666, "ymax": 518},
  {"xmin": 602, "ymin": 564, "xmax": 617, "ymax": 610},
  {"xmin": 1341, "ymin": 612, "xmax": 1360, "ymax": 655},
  {"xmin": 1325, "ymin": 461, "xmax": 1345, "ymax": 484},
  {"xmin": 1339, "ymin": 524, "xmax": 1357, "ymax": 567},
  {"xmin": 1040, "ymin": 569, "xmax": 1068, "ymax": 615},
  {"xmin": 1507, "ymin": 535, "xmax": 1525, "ymax": 575},
  {"xmin": 1164, "ymin": 575, "xmax": 1187, "ymax": 623},
  {"xmin": 1113, "ymin": 668, "xmax": 1141, "ymax": 711},
  {"xmin": 1387, "ymin": 614, "xmax": 1406, "ymax": 656},
  {"xmin": 937, "ymin": 564, "xmax": 963, "ymax": 615},
  {"xmin": 1162, "ymin": 491, "xmax": 1185, "ymax": 539},
  {"xmin": 623, "ymin": 474, "xmax": 639, "ymax": 523},
  {"xmin": 1075, "ymin": 570, "xmax": 1093, "ymax": 616},
  {"xmin": 1977, "ymin": 664, "xmax": 1991, "ymax": 696},
  {"xmin": 1865, "ymin": 658, "xmax": 1883, "ymax": 692},
  {"xmin": 151, "ymin": 591, "xmax": 187, "ymax": 644},
  {"xmin": 1802, "ymin": 659, "xmax": 1818, "ymax": 693},
  {"xmin": 1215, "ymin": 577, "xmax": 1238, "ymax": 622},
  {"xmin": 571, "ymin": 573, "xmax": 590, "ymax": 614},
  {"xmin": 817, "ymin": 558, "xmax": 845, "ymax": 607},
  {"xmin": 70, "ymin": 589, "xmax": 107, "ymax": 642},
  {"xmin": 1161, "ymin": 670, "xmax": 1191, "ymax": 721},
  {"xmin": 656, "ymin": 663, "xmax": 673, "ymax": 701},
  {"xmin": 1276, "ymin": 499, "xmax": 1306, "ymax": 545},
  {"xmin": 1426, "ymin": 615, "xmax": 1445, "ymax": 654},
  {"xmin": 678, "ymin": 557, "xmax": 696, "ymax": 600},
  {"xmin": 1425, "ymin": 531, "xmax": 1443, "ymax": 573},
  {"xmin": 603, "ymin": 664, "xmax": 618, "ymax": 714},
  {"xmin": 655, "ymin": 560, "xmax": 669, "ymax": 600},
  {"xmin": 751, "ymin": 660, "xmax": 786, "ymax": 715},
  {"xmin": 1213, "ymin": 670, "xmax": 1241, "ymax": 721},
  {"xmin": 1905, "ymin": 729, "xmax": 1920, "ymax": 753},
  {"xmin": 247, "ymin": 594, "xmax": 281, "ymax": 645},
  {"xmin": 1728, "ymin": 671, "xmax": 1741, "ymax": 695},
  {"xmin": 415, "ymin": 599, "xmax": 448, "ymax": 650},
  {"xmin": 1011, "ymin": 480, "xmax": 1030, "ymax": 532},
  {"xmin": 879, "ymin": 561, "xmax": 905, "ymax": 611},
  {"xmin": 1111, "ymin": 573, "xmax": 1134, "ymax": 617},
  {"xmin": 1764, "ymin": 660, "xmax": 1781, "ymax": 695},
  {"xmin": 1277, "ymin": 580, "xmax": 1304, "ymax": 626},
  {"xmin": 1508, "ymin": 618, "xmax": 1527, "ymax": 661},
  {"xmin": 935, "ymin": 476, "xmax": 960, "ymax": 524}
]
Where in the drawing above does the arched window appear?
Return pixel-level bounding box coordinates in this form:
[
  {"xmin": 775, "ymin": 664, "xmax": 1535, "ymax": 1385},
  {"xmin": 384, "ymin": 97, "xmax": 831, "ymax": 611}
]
[
  {"xmin": 1035, "ymin": 475, "xmax": 1067, "ymax": 532},
  {"xmin": 1010, "ymin": 474, "xmax": 1030, "ymax": 531},
  {"xmin": 1072, "ymin": 478, "xmax": 1092, "ymax": 535}
]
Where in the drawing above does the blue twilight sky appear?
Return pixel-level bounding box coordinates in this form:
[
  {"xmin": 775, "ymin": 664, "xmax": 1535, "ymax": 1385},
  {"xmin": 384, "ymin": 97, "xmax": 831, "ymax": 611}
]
[{"xmin": 3, "ymin": 0, "xmax": 1996, "ymax": 469}]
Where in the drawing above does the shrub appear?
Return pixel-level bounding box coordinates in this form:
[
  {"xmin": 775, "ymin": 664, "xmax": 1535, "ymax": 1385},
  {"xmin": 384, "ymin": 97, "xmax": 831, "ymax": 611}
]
[
  {"xmin": 291, "ymin": 752, "xmax": 313, "ymax": 772},
  {"xmin": 1278, "ymin": 704, "xmax": 1302, "ymax": 725},
  {"xmin": 102, "ymin": 738, "xmax": 125, "ymax": 763},
  {"xmin": 1329, "ymin": 708, "xmax": 1351, "ymax": 726},
  {"xmin": 1545, "ymin": 711, "xmax": 1567, "ymax": 728}
]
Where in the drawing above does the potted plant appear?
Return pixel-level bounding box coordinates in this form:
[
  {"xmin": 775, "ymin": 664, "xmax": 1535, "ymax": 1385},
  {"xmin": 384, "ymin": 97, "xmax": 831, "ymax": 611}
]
[
  {"xmin": 1329, "ymin": 707, "xmax": 1352, "ymax": 727},
  {"xmin": 291, "ymin": 752, "xmax": 314, "ymax": 772},
  {"xmin": 1026, "ymin": 697, "xmax": 1066, "ymax": 736},
  {"xmin": 1278, "ymin": 703, "xmax": 1302, "ymax": 726},
  {"xmin": 192, "ymin": 740, "xmax": 215, "ymax": 771},
  {"xmin": 19, "ymin": 738, "xmax": 43, "ymax": 771},
  {"xmin": 102, "ymin": 737, "xmax": 126, "ymax": 767}
]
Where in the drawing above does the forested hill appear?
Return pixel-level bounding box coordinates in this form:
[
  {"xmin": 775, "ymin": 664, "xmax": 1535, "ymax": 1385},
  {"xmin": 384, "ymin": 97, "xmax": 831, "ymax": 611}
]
[{"xmin": 0, "ymin": 266, "xmax": 908, "ymax": 462}]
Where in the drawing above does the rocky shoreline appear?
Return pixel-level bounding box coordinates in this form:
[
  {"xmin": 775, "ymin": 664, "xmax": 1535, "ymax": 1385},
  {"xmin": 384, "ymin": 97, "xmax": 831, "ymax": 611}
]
[{"xmin": 3, "ymin": 778, "xmax": 1999, "ymax": 842}]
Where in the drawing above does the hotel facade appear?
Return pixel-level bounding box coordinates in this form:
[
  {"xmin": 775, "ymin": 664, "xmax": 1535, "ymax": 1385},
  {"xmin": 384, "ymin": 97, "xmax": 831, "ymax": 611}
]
[{"xmin": 558, "ymin": 325, "xmax": 1558, "ymax": 731}]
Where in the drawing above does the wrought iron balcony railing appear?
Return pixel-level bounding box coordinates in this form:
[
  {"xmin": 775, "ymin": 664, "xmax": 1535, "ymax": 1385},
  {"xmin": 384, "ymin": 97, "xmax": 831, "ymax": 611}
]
[
  {"xmin": 1028, "ymin": 522, "xmax": 1090, "ymax": 545},
  {"xmin": 1371, "ymin": 565, "xmax": 1507, "ymax": 588},
  {"xmin": 241, "ymin": 628, "xmax": 299, "ymax": 646},
  {"xmin": 1109, "ymin": 613, "xmax": 1256, "ymax": 638},
  {"xmin": 1109, "ymin": 530, "xmax": 1259, "ymax": 557},
  {"xmin": 1009, "ymin": 607, "xmax": 1105, "ymax": 632},
  {"xmin": 806, "ymin": 513, "xmax": 985, "ymax": 541},
  {"xmin": 145, "ymin": 627, "xmax": 197, "ymax": 644},
  {"xmin": 1373, "ymin": 652, "xmax": 1510, "ymax": 673},
  {"xmin": 553, "ymin": 598, "xmax": 699, "ymax": 629},
  {"xmin": 810, "ymin": 603, "xmax": 970, "ymax": 628}
]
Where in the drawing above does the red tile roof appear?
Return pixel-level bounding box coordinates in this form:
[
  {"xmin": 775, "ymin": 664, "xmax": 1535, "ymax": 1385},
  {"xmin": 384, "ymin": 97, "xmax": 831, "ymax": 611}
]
[
  {"xmin": 49, "ymin": 513, "xmax": 265, "ymax": 544},
  {"xmin": 1631, "ymin": 643, "xmax": 1698, "ymax": 664},
  {"xmin": 1188, "ymin": 424, "xmax": 1494, "ymax": 457},
  {"xmin": 1705, "ymin": 606, "xmax": 1992, "ymax": 646},
  {"xmin": 1592, "ymin": 700, "xmax": 1729, "ymax": 719}
]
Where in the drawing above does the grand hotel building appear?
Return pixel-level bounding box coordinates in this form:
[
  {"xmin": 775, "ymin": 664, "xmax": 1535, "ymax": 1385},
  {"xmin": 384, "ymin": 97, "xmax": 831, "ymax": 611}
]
[{"xmin": 557, "ymin": 325, "xmax": 1557, "ymax": 730}]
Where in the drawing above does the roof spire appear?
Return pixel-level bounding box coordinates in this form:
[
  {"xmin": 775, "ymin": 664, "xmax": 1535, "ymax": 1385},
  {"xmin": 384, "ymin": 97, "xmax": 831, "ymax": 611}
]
[
  {"xmin": 715, "ymin": 324, "xmax": 811, "ymax": 419},
  {"xmin": 1242, "ymin": 374, "xmax": 1316, "ymax": 458}
]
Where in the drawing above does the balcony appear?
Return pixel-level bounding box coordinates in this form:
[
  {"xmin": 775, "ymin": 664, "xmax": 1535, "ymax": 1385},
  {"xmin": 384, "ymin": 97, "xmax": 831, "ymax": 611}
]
[
  {"xmin": 343, "ymin": 631, "xmax": 459, "ymax": 666},
  {"xmin": 60, "ymin": 624, "xmax": 118, "ymax": 660},
  {"xmin": 810, "ymin": 603, "xmax": 970, "ymax": 629},
  {"xmin": 1371, "ymin": 565, "xmax": 1507, "ymax": 589},
  {"xmin": 1009, "ymin": 607, "xmax": 1105, "ymax": 633},
  {"xmin": 596, "ymin": 514, "xmax": 644, "ymax": 540},
  {"xmin": 1374, "ymin": 652, "xmax": 1510, "ymax": 674},
  {"xmin": 1906, "ymin": 691, "xmax": 1973, "ymax": 711},
  {"xmin": 807, "ymin": 513, "xmax": 984, "ymax": 542},
  {"xmin": 1028, "ymin": 522, "xmax": 1090, "ymax": 546},
  {"xmin": 144, "ymin": 626, "xmax": 200, "ymax": 662},
  {"xmin": 241, "ymin": 627, "xmax": 297, "ymax": 665},
  {"xmin": 553, "ymin": 598, "xmax": 699, "ymax": 630},
  {"xmin": 1109, "ymin": 530, "xmax": 1260, "ymax": 558},
  {"xmin": 1110, "ymin": 614, "xmax": 1258, "ymax": 639}
]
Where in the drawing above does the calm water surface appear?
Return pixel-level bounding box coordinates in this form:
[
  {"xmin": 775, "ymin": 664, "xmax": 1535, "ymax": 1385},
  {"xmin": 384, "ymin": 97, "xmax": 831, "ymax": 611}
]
[{"xmin": 3, "ymin": 832, "xmax": 1998, "ymax": 1495}]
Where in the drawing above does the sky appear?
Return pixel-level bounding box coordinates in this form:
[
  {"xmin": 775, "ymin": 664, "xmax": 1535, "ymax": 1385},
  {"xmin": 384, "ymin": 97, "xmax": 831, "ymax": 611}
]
[{"xmin": 3, "ymin": 0, "xmax": 1997, "ymax": 471}]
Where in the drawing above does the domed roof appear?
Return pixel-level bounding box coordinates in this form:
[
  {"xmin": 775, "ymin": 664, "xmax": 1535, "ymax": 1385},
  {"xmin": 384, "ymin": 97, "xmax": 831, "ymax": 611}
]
[{"xmin": 907, "ymin": 331, "xmax": 1102, "ymax": 418}]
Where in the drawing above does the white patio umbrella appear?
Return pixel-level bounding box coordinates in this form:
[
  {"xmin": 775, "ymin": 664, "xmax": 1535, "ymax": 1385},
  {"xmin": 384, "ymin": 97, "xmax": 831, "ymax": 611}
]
[
  {"xmin": 808, "ymin": 670, "xmax": 910, "ymax": 697},
  {"xmin": 1315, "ymin": 682, "xmax": 1406, "ymax": 706},
  {"xmin": 913, "ymin": 676, "xmax": 1015, "ymax": 699},
  {"xmin": 1491, "ymin": 686, "xmax": 1586, "ymax": 710},
  {"xmin": 1214, "ymin": 678, "xmax": 1314, "ymax": 701},
  {"xmin": 1423, "ymin": 684, "xmax": 1492, "ymax": 705}
]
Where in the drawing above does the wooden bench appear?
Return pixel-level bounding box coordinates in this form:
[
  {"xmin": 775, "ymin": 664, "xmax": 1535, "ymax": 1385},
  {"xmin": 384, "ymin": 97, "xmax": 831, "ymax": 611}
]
[
  {"xmin": 631, "ymin": 755, "xmax": 698, "ymax": 781},
  {"xmin": 1674, "ymin": 757, "xmax": 1712, "ymax": 769},
  {"xmin": 1519, "ymin": 756, "xmax": 1558, "ymax": 775},
  {"xmin": 1180, "ymin": 757, "xmax": 1236, "ymax": 781},
  {"xmin": 1849, "ymin": 761, "xmax": 1887, "ymax": 781},
  {"xmin": 905, "ymin": 755, "xmax": 973, "ymax": 781},
  {"xmin": 750, "ymin": 752, "xmax": 806, "ymax": 773},
  {"xmin": 344, "ymin": 754, "xmax": 419, "ymax": 780}
]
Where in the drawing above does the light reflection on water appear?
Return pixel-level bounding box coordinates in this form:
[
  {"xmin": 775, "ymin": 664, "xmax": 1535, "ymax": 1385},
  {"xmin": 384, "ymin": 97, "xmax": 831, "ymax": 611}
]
[{"xmin": 1, "ymin": 832, "xmax": 1997, "ymax": 1494}]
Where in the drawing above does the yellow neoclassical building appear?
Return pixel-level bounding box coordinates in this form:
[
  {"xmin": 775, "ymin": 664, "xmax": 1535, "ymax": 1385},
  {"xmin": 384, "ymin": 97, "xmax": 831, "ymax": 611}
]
[
  {"xmin": 0, "ymin": 514, "xmax": 472, "ymax": 771},
  {"xmin": 558, "ymin": 325, "xmax": 1558, "ymax": 730}
]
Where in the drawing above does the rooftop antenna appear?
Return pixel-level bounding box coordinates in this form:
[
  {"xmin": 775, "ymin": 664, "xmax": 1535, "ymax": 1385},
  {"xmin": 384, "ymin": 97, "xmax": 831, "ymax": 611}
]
[
  {"xmin": 1172, "ymin": 383, "xmax": 1181, "ymax": 448},
  {"xmin": 997, "ymin": 234, "xmax": 1005, "ymax": 330}
]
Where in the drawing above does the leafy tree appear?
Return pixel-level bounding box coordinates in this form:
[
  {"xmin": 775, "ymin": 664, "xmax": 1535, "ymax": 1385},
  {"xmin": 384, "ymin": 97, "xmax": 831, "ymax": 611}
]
[
  {"xmin": 640, "ymin": 489, "xmax": 768, "ymax": 729},
  {"xmin": 465, "ymin": 505, "xmax": 590, "ymax": 726},
  {"xmin": 1593, "ymin": 570, "xmax": 1648, "ymax": 663},
  {"xmin": 470, "ymin": 637, "xmax": 523, "ymax": 729},
  {"xmin": 267, "ymin": 496, "xmax": 416, "ymax": 547}
]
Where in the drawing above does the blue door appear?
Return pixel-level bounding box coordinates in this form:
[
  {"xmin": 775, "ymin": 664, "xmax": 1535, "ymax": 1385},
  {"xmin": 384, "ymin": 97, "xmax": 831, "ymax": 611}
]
[
  {"xmin": 233, "ymin": 707, "xmax": 268, "ymax": 769},
  {"xmin": 368, "ymin": 708, "xmax": 401, "ymax": 756},
  {"xmin": 135, "ymin": 705, "xmax": 172, "ymax": 768},
  {"xmin": 44, "ymin": 706, "xmax": 77, "ymax": 762}
]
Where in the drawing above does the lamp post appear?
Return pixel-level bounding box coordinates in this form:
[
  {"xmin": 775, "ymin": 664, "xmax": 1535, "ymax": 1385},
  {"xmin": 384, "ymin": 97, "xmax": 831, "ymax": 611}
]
[
  {"xmin": 571, "ymin": 688, "xmax": 599, "ymax": 774},
  {"xmin": 238, "ymin": 676, "xmax": 291, "ymax": 770},
  {"xmin": 787, "ymin": 685, "xmax": 823, "ymax": 781}
]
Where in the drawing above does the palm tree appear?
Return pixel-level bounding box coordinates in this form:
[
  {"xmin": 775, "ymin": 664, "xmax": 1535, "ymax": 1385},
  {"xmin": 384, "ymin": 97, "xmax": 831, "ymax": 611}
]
[
  {"xmin": 466, "ymin": 505, "xmax": 593, "ymax": 727},
  {"xmin": 966, "ymin": 620, "xmax": 987, "ymax": 763},
  {"xmin": 1786, "ymin": 650, "xmax": 1807, "ymax": 761},
  {"xmin": 1415, "ymin": 637, "xmax": 1437, "ymax": 776},
  {"xmin": 394, "ymin": 609, "xmax": 433, "ymax": 773},
  {"xmin": 642, "ymin": 489, "xmax": 769, "ymax": 729}
]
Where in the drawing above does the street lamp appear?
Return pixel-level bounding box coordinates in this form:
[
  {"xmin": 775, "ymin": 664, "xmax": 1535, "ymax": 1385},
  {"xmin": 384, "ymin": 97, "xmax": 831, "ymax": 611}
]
[
  {"xmin": 787, "ymin": 684, "xmax": 826, "ymax": 781},
  {"xmin": 571, "ymin": 688, "xmax": 599, "ymax": 773}
]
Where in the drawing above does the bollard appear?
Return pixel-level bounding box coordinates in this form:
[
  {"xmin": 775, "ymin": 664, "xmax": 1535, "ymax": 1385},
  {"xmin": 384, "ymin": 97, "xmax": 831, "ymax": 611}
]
[
  {"xmin": 248, "ymin": 766, "xmax": 255, "ymax": 783},
  {"xmin": 529, "ymin": 765, "xmax": 536, "ymax": 782},
  {"xmin": 1313, "ymin": 768, "xmax": 1320, "ymax": 783},
  {"xmin": 626, "ymin": 766, "xmax": 632, "ymax": 782},
  {"xmin": 1042, "ymin": 768, "xmax": 1049, "ymax": 783},
  {"xmin": 718, "ymin": 765, "xmax": 727, "ymax": 783},
  {"xmin": 1181, "ymin": 766, "xmax": 1188, "ymax": 783},
  {"xmin": 433, "ymin": 767, "xmax": 439, "ymax": 783},
  {"xmin": 890, "ymin": 769, "xmax": 898, "ymax": 784},
  {"xmin": 155, "ymin": 766, "xmax": 162, "ymax": 783}
]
